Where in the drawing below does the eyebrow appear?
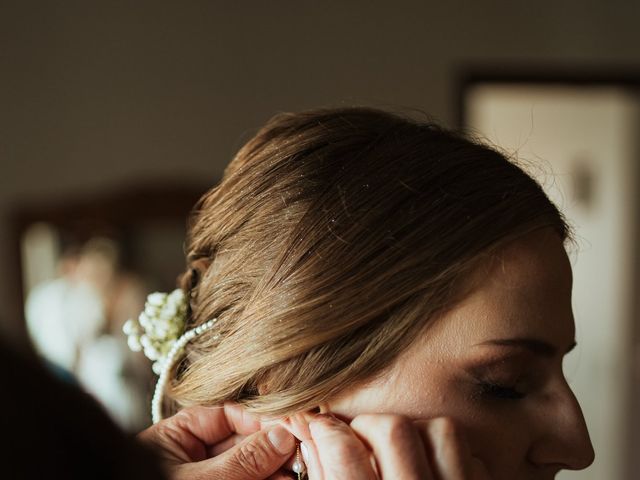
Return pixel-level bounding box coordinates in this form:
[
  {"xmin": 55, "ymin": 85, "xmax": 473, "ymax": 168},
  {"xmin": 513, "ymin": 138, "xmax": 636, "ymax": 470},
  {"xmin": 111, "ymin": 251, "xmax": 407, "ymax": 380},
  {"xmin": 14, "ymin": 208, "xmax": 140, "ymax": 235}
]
[{"xmin": 477, "ymin": 338, "xmax": 577, "ymax": 357}]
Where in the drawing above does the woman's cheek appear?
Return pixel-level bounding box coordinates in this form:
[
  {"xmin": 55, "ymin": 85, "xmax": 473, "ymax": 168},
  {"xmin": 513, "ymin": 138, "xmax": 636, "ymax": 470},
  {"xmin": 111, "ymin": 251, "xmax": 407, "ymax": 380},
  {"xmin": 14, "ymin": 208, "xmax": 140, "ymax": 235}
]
[{"xmin": 461, "ymin": 409, "xmax": 535, "ymax": 479}]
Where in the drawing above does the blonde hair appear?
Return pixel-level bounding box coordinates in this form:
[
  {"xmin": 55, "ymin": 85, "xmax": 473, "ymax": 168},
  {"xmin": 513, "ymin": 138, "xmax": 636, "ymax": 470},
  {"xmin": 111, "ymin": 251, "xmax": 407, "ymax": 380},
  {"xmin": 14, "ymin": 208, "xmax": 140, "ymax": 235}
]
[{"xmin": 166, "ymin": 107, "xmax": 569, "ymax": 418}]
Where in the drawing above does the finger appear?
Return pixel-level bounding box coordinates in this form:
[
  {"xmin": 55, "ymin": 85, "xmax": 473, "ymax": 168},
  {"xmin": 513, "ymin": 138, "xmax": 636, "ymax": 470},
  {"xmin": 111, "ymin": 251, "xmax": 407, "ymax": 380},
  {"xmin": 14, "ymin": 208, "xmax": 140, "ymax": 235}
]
[
  {"xmin": 138, "ymin": 403, "xmax": 261, "ymax": 463},
  {"xmin": 175, "ymin": 402, "xmax": 263, "ymax": 444},
  {"xmin": 351, "ymin": 414, "xmax": 434, "ymax": 480},
  {"xmin": 300, "ymin": 440, "xmax": 323, "ymax": 480},
  {"xmin": 415, "ymin": 417, "xmax": 471, "ymax": 479},
  {"xmin": 208, "ymin": 433, "xmax": 247, "ymax": 457},
  {"xmin": 223, "ymin": 401, "xmax": 265, "ymax": 435},
  {"xmin": 278, "ymin": 416, "xmax": 319, "ymax": 479},
  {"xmin": 309, "ymin": 414, "xmax": 377, "ymax": 480},
  {"xmin": 201, "ymin": 424, "xmax": 296, "ymax": 480},
  {"xmin": 218, "ymin": 439, "xmax": 302, "ymax": 474}
]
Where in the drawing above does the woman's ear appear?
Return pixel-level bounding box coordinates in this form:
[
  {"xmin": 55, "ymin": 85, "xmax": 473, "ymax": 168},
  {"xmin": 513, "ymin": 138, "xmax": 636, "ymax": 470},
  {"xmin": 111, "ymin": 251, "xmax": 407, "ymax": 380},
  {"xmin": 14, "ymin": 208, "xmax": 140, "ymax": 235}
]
[{"xmin": 189, "ymin": 257, "xmax": 211, "ymax": 286}]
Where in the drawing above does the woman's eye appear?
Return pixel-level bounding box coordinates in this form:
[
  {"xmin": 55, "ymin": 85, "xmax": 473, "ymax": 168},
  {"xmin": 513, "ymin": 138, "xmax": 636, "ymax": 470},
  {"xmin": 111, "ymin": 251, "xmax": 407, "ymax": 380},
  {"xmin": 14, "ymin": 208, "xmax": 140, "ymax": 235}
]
[{"xmin": 477, "ymin": 382, "xmax": 526, "ymax": 400}]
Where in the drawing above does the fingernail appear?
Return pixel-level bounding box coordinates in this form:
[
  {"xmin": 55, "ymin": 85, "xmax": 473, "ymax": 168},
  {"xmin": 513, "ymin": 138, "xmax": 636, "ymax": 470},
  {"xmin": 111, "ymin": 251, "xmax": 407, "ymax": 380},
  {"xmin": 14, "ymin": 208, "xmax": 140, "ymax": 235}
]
[
  {"xmin": 268, "ymin": 425, "xmax": 295, "ymax": 455},
  {"xmin": 300, "ymin": 442, "xmax": 309, "ymax": 463}
]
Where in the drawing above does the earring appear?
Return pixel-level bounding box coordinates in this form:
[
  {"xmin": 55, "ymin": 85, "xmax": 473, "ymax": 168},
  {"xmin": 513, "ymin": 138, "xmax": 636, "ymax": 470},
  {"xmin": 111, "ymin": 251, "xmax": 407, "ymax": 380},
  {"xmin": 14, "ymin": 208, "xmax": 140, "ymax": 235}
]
[{"xmin": 292, "ymin": 441, "xmax": 306, "ymax": 479}]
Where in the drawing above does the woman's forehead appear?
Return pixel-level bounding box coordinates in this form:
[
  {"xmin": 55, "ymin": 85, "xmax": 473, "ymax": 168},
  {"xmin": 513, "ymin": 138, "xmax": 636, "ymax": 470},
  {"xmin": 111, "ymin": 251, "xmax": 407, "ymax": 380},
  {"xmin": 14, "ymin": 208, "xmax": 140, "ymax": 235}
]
[
  {"xmin": 473, "ymin": 229, "xmax": 572, "ymax": 289},
  {"xmin": 417, "ymin": 229, "xmax": 575, "ymax": 355}
]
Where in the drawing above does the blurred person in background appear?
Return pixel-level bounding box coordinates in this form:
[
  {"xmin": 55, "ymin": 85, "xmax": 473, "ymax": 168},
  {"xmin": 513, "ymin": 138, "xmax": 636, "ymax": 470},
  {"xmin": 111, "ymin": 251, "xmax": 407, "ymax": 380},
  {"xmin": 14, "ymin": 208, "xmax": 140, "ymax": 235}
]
[{"xmin": 25, "ymin": 236, "xmax": 152, "ymax": 430}]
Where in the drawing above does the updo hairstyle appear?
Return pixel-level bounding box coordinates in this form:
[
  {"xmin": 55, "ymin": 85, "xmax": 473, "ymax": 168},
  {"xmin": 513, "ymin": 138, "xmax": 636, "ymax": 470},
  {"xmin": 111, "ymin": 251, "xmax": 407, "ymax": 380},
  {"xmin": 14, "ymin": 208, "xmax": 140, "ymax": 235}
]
[{"xmin": 166, "ymin": 107, "xmax": 569, "ymax": 417}]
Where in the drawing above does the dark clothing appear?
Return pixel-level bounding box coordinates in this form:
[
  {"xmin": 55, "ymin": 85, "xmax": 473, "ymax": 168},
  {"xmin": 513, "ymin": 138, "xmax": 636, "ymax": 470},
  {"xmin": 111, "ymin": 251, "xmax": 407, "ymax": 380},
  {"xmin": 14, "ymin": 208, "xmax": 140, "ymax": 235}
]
[{"xmin": 1, "ymin": 339, "xmax": 166, "ymax": 479}]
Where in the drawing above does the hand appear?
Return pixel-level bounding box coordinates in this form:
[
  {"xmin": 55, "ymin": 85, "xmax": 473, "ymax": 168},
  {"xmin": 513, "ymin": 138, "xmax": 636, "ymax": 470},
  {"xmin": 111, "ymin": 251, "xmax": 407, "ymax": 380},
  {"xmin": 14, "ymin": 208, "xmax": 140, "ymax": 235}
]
[
  {"xmin": 302, "ymin": 413, "xmax": 491, "ymax": 479},
  {"xmin": 137, "ymin": 403, "xmax": 297, "ymax": 480}
]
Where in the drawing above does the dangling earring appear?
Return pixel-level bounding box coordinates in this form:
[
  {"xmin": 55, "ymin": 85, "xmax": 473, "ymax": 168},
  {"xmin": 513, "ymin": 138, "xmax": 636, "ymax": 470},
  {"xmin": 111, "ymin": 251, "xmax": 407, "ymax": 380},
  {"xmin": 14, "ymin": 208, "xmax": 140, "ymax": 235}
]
[{"xmin": 292, "ymin": 441, "xmax": 306, "ymax": 479}]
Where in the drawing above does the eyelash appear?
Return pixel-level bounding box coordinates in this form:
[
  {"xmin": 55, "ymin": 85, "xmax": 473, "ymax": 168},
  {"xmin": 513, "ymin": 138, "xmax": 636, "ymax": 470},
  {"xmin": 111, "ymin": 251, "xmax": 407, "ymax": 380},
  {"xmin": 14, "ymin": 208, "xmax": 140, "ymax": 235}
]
[{"xmin": 477, "ymin": 381, "xmax": 526, "ymax": 400}]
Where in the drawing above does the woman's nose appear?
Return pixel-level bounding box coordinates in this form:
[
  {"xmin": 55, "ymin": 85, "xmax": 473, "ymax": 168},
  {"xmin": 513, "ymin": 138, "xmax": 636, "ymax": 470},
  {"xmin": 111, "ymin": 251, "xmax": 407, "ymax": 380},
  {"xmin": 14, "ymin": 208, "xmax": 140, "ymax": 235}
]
[{"xmin": 528, "ymin": 382, "xmax": 595, "ymax": 471}]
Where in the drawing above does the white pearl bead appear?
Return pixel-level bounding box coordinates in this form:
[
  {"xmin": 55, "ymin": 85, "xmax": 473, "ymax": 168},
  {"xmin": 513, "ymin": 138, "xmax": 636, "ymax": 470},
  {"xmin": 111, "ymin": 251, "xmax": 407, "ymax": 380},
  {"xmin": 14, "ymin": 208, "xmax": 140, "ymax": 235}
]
[
  {"xmin": 151, "ymin": 317, "xmax": 218, "ymax": 424},
  {"xmin": 292, "ymin": 460, "xmax": 304, "ymax": 473}
]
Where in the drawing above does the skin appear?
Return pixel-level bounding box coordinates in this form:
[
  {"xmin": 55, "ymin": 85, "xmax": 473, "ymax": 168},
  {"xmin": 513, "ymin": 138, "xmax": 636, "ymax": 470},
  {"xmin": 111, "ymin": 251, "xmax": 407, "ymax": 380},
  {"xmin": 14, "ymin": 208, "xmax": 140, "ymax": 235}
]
[
  {"xmin": 138, "ymin": 404, "xmax": 297, "ymax": 480},
  {"xmin": 300, "ymin": 227, "xmax": 595, "ymax": 479},
  {"xmin": 143, "ymin": 227, "xmax": 595, "ymax": 479}
]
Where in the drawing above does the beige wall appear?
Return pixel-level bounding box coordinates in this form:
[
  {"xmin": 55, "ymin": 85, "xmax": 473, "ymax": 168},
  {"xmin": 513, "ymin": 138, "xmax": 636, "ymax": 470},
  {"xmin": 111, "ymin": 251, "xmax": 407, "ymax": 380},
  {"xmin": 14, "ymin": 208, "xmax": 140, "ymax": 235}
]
[{"xmin": 1, "ymin": 1, "xmax": 639, "ymax": 333}]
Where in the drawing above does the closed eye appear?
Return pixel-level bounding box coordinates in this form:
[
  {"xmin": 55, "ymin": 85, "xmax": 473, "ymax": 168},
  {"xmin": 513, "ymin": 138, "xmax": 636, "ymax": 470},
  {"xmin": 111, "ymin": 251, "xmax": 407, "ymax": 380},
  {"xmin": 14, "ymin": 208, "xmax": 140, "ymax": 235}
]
[{"xmin": 476, "ymin": 381, "xmax": 526, "ymax": 400}]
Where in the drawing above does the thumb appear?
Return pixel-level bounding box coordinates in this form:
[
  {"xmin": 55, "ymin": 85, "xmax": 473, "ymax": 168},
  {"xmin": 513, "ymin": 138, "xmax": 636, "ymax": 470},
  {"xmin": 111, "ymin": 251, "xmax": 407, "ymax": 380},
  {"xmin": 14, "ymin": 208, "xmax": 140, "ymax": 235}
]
[{"xmin": 188, "ymin": 425, "xmax": 296, "ymax": 480}]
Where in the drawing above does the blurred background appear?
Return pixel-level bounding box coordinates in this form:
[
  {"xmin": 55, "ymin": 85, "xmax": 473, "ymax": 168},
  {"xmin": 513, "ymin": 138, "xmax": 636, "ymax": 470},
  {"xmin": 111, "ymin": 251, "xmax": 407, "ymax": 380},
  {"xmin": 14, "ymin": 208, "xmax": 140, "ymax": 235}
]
[{"xmin": 1, "ymin": 1, "xmax": 638, "ymax": 478}]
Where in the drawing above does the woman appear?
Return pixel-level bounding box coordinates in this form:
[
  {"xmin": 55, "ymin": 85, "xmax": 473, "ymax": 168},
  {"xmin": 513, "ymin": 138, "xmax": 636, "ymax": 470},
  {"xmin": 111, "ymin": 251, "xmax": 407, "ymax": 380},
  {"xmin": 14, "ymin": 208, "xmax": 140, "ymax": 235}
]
[{"xmin": 130, "ymin": 107, "xmax": 594, "ymax": 478}]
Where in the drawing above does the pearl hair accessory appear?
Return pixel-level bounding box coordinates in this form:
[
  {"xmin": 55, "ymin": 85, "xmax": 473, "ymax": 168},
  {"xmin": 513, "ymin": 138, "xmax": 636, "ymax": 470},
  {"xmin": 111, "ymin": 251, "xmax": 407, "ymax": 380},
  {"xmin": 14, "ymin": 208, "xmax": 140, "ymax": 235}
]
[
  {"xmin": 123, "ymin": 289, "xmax": 189, "ymax": 375},
  {"xmin": 123, "ymin": 288, "xmax": 219, "ymax": 424},
  {"xmin": 150, "ymin": 317, "xmax": 217, "ymax": 424}
]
